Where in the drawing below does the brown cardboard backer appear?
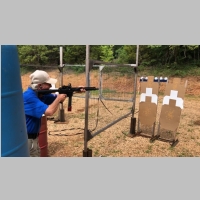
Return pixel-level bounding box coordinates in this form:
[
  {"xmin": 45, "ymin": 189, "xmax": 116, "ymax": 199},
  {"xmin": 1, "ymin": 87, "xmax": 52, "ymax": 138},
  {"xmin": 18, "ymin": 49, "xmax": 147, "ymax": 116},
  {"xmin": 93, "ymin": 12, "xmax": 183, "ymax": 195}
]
[
  {"xmin": 138, "ymin": 96, "xmax": 157, "ymax": 126},
  {"xmin": 159, "ymin": 99, "xmax": 182, "ymax": 131},
  {"xmin": 140, "ymin": 76, "xmax": 159, "ymax": 95}
]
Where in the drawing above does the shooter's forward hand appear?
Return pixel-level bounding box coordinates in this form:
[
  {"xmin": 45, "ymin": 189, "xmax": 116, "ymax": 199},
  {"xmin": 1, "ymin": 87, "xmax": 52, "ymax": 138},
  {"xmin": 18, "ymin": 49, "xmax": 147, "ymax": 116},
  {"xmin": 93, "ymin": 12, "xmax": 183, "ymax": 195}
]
[{"xmin": 76, "ymin": 86, "xmax": 86, "ymax": 93}]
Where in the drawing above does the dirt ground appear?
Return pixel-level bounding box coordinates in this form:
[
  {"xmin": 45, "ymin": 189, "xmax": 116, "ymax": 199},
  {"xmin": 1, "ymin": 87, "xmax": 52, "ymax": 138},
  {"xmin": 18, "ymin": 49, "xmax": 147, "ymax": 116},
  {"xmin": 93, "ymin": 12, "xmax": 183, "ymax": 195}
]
[{"xmin": 21, "ymin": 69, "xmax": 200, "ymax": 157}]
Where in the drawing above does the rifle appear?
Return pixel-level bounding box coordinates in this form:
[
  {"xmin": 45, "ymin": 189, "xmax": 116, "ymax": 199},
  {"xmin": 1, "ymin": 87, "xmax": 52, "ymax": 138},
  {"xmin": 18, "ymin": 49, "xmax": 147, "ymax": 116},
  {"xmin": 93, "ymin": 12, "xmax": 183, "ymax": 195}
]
[{"xmin": 37, "ymin": 83, "xmax": 98, "ymax": 111}]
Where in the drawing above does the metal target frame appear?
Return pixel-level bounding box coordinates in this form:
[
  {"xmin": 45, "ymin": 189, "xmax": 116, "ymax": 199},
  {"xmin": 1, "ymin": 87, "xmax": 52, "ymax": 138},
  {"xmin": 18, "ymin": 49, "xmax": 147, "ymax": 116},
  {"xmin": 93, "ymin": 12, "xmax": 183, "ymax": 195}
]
[{"xmin": 83, "ymin": 45, "xmax": 139, "ymax": 157}]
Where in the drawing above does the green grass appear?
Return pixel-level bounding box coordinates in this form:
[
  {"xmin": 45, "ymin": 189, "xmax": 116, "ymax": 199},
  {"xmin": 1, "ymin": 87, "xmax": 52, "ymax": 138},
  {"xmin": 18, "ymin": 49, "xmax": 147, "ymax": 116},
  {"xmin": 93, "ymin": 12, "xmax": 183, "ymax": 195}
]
[
  {"xmin": 168, "ymin": 146, "xmax": 175, "ymax": 151},
  {"xmin": 145, "ymin": 145, "xmax": 153, "ymax": 153},
  {"xmin": 196, "ymin": 142, "xmax": 200, "ymax": 146},
  {"xmin": 64, "ymin": 65, "xmax": 85, "ymax": 74},
  {"xmin": 20, "ymin": 64, "xmax": 200, "ymax": 78},
  {"xmin": 177, "ymin": 149, "xmax": 193, "ymax": 157},
  {"xmin": 102, "ymin": 88, "xmax": 117, "ymax": 93},
  {"xmin": 94, "ymin": 149, "xmax": 99, "ymax": 156},
  {"xmin": 20, "ymin": 66, "xmax": 33, "ymax": 75},
  {"xmin": 137, "ymin": 65, "xmax": 200, "ymax": 78}
]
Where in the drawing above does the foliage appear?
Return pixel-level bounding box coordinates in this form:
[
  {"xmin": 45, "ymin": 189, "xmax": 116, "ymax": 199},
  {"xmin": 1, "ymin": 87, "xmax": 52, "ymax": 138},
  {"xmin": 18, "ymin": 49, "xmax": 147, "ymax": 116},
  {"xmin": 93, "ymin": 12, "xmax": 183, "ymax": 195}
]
[
  {"xmin": 64, "ymin": 65, "xmax": 85, "ymax": 74},
  {"xmin": 115, "ymin": 45, "xmax": 137, "ymax": 64},
  {"xmin": 64, "ymin": 45, "xmax": 86, "ymax": 64},
  {"xmin": 100, "ymin": 45, "xmax": 114, "ymax": 62},
  {"xmin": 20, "ymin": 65, "xmax": 32, "ymax": 75},
  {"xmin": 17, "ymin": 45, "xmax": 200, "ymax": 78},
  {"xmin": 90, "ymin": 45, "xmax": 102, "ymax": 60},
  {"xmin": 18, "ymin": 45, "xmax": 50, "ymax": 65}
]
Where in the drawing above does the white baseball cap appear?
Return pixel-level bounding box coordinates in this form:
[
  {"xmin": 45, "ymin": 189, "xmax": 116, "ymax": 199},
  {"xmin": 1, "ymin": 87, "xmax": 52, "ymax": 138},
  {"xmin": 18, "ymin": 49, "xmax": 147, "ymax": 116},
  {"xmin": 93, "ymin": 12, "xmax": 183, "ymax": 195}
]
[{"xmin": 30, "ymin": 70, "xmax": 57, "ymax": 85}]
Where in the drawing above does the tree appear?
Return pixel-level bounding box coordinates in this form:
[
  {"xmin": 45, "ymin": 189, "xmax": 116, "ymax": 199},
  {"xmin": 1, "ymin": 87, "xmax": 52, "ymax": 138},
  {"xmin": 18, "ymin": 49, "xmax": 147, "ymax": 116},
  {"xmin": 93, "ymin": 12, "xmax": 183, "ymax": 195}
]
[
  {"xmin": 17, "ymin": 45, "xmax": 50, "ymax": 65},
  {"xmin": 64, "ymin": 45, "xmax": 86, "ymax": 64},
  {"xmin": 100, "ymin": 45, "xmax": 114, "ymax": 62},
  {"xmin": 90, "ymin": 45, "xmax": 102, "ymax": 60},
  {"xmin": 17, "ymin": 45, "xmax": 200, "ymax": 68},
  {"xmin": 115, "ymin": 45, "xmax": 137, "ymax": 64}
]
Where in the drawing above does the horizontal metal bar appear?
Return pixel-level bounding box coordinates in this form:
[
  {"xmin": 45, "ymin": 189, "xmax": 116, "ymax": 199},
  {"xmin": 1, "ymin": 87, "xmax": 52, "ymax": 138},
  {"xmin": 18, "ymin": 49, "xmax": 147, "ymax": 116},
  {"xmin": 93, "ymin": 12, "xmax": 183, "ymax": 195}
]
[
  {"xmin": 100, "ymin": 98, "xmax": 133, "ymax": 102},
  {"xmin": 91, "ymin": 60, "xmax": 137, "ymax": 67},
  {"xmin": 64, "ymin": 64, "xmax": 99, "ymax": 67},
  {"xmin": 20, "ymin": 64, "xmax": 58, "ymax": 68},
  {"xmin": 20, "ymin": 64, "xmax": 100, "ymax": 68},
  {"xmin": 73, "ymin": 95, "xmax": 135, "ymax": 102},
  {"xmin": 20, "ymin": 63, "xmax": 137, "ymax": 69},
  {"xmin": 91, "ymin": 111, "xmax": 132, "ymax": 138}
]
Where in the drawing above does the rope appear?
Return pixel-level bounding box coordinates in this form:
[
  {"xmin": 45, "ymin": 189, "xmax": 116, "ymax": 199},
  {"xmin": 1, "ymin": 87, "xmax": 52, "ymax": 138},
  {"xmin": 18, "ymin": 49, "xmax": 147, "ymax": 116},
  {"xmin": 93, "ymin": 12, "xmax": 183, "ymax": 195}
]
[{"xmin": 48, "ymin": 128, "xmax": 84, "ymax": 136}]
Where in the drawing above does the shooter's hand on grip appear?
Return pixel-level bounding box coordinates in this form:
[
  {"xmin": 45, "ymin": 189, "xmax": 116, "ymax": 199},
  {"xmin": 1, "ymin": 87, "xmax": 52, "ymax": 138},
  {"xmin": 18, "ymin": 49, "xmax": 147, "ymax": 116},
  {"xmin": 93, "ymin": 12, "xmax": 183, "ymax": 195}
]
[{"xmin": 57, "ymin": 93, "xmax": 67, "ymax": 103}]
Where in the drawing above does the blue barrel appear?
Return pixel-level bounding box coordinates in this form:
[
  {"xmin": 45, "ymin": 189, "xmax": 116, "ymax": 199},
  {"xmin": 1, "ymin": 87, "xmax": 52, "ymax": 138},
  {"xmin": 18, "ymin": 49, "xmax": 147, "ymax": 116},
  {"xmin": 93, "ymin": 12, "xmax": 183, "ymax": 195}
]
[{"xmin": 1, "ymin": 45, "xmax": 29, "ymax": 157}]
